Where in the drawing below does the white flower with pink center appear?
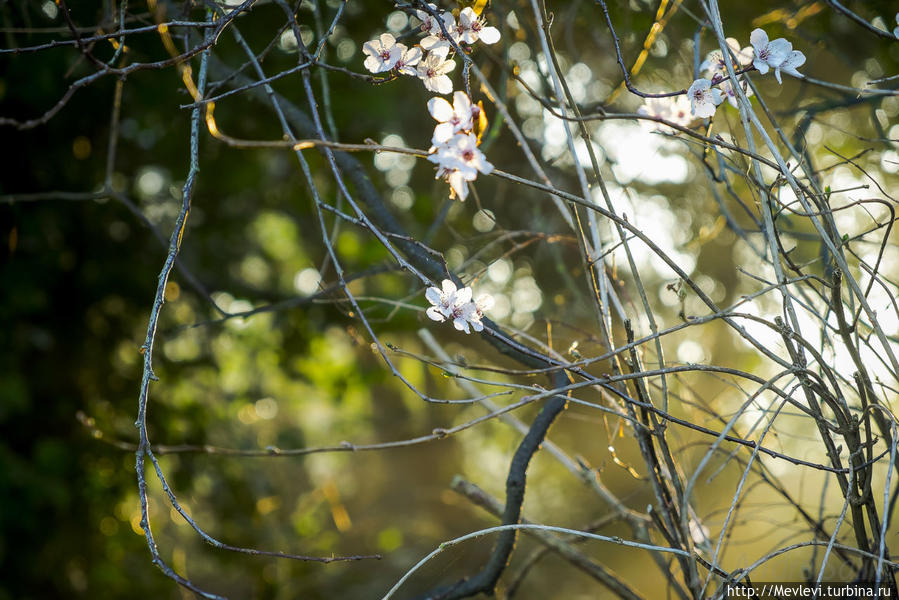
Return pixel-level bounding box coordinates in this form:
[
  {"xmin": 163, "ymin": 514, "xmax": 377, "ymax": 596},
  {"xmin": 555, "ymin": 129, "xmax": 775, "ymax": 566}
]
[
  {"xmin": 425, "ymin": 279, "xmax": 492, "ymax": 334},
  {"xmin": 457, "ymin": 7, "xmax": 501, "ymax": 45},
  {"xmin": 416, "ymin": 3, "xmax": 454, "ymax": 37},
  {"xmin": 434, "ymin": 132, "xmax": 493, "ymax": 179},
  {"xmin": 394, "ymin": 45, "xmax": 422, "ymax": 77},
  {"xmin": 687, "ymin": 78, "xmax": 723, "ymax": 119},
  {"xmin": 428, "ymin": 92, "xmax": 475, "ymax": 144},
  {"xmin": 416, "ymin": 46, "xmax": 456, "ymax": 95},
  {"xmin": 750, "ymin": 29, "xmax": 791, "ymax": 76},
  {"xmin": 362, "ymin": 33, "xmax": 404, "ymax": 73}
]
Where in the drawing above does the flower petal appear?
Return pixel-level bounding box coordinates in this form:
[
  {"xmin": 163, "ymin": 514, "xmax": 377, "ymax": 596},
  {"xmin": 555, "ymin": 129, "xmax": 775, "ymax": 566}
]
[
  {"xmin": 478, "ymin": 26, "xmax": 501, "ymax": 45},
  {"xmin": 459, "ymin": 7, "xmax": 476, "ymax": 27},
  {"xmin": 447, "ymin": 170, "xmax": 468, "ymax": 201},
  {"xmin": 766, "ymin": 38, "xmax": 792, "ymax": 63},
  {"xmin": 425, "ymin": 286, "xmax": 443, "ymax": 305},
  {"xmin": 749, "ymin": 28, "xmax": 768, "ymax": 51},
  {"xmin": 362, "ymin": 40, "xmax": 379, "ymax": 56},
  {"xmin": 428, "ymin": 45, "xmax": 450, "ymax": 62},
  {"xmin": 363, "ymin": 55, "xmax": 383, "ymax": 73},
  {"xmin": 420, "ymin": 35, "xmax": 449, "ymax": 52},
  {"xmin": 432, "ymin": 122, "xmax": 454, "ymax": 144},
  {"xmin": 433, "ymin": 74, "xmax": 453, "ymax": 95},
  {"xmin": 427, "ymin": 306, "xmax": 446, "ymax": 322},
  {"xmin": 428, "ymin": 97, "xmax": 454, "ymax": 121},
  {"xmin": 403, "ymin": 46, "xmax": 422, "ymax": 66},
  {"xmin": 452, "ymin": 91, "xmax": 471, "ymax": 114},
  {"xmin": 784, "ymin": 50, "xmax": 806, "ymax": 70}
]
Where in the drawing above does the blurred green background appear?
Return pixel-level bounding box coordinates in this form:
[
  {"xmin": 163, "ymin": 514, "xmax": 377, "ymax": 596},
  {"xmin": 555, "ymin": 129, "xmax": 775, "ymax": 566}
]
[{"xmin": 1, "ymin": 0, "xmax": 898, "ymax": 598}]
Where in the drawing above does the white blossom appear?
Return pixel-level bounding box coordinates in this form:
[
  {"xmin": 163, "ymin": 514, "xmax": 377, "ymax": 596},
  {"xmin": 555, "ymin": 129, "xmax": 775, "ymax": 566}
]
[
  {"xmin": 417, "ymin": 45, "xmax": 456, "ymax": 94},
  {"xmin": 638, "ymin": 95, "xmax": 695, "ymax": 131},
  {"xmin": 362, "ymin": 33, "xmax": 404, "ymax": 73},
  {"xmin": 451, "ymin": 302, "xmax": 481, "ymax": 333},
  {"xmin": 773, "ymin": 50, "xmax": 806, "ymax": 84},
  {"xmin": 686, "ymin": 78, "xmax": 723, "ymax": 119},
  {"xmin": 428, "ymin": 91, "xmax": 474, "ymax": 144},
  {"xmin": 394, "ymin": 44, "xmax": 422, "ymax": 76},
  {"xmin": 456, "ymin": 7, "xmax": 501, "ymax": 45},
  {"xmin": 416, "ymin": 3, "xmax": 454, "ymax": 37},
  {"xmin": 699, "ymin": 37, "xmax": 752, "ymax": 79},
  {"xmin": 425, "ymin": 279, "xmax": 466, "ymax": 322},
  {"xmin": 637, "ymin": 96, "xmax": 672, "ymax": 121},
  {"xmin": 749, "ymin": 28, "xmax": 791, "ymax": 75},
  {"xmin": 894, "ymin": 13, "xmax": 899, "ymax": 39},
  {"xmin": 438, "ymin": 166, "xmax": 471, "ymax": 201},
  {"xmin": 668, "ymin": 95, "xmax": 693, "ymax": 126},
  {"xmin": 431, "ymin": 132, "xmax": 493, "ymax": 179},
  {"xmin": 424, "ymin": 280, "xmax": 491, "ymax": 334},
  {"xmin": 428, "ymin": 132, "xmax": 493, "ymax": 201}
]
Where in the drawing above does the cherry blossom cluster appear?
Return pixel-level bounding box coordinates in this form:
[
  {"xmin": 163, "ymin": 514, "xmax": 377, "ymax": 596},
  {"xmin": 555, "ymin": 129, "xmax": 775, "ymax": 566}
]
[
  {"xmin": 425, "ymin": 279, "xmax": 493, "ymax": 334},
  {"xmin": 748, "ymin": 29, "xmax": 806, "ymax": 84},
  {"xmin": 638, "ymin": 28, "xmax": 806, "ymax": 126},
  {"xmin": 426, "ymin": 91, "xmax": 493, "ymax": 201},
  {"xmin": 361, "ymin": 3, "xmax": 500, "ymax": 95}
]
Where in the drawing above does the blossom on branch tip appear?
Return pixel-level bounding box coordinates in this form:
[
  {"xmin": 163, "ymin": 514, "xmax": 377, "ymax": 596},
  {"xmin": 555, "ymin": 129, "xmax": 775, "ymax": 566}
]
[
  {"xmin": 425, "ymin": 280, "xmax": 491, "ymax": 334},
  {"xmin": 637, "ymin": 95, "xmax": 693, "ymax": 131},
  {"xmin": 749, "ymin": 28, "xmax": 791, "ymax": 76},
  {"xmin": 362, "ymin": 33, "xmax": 404, "ymax": 73},
  {"xmin": 699, "ymin": 37, "xmax": 752, "ymax": 79},
  {"xmin": 749, "ymin": 29, "xmax": 788, "ymax": 74},
  {"xmin": 773, "ymin": 50, "xmax": 806, "ymax": 84},
  {"xmin": 428, "ymin": 92, "xmax": 474, "ymax": 144},
  {"xmin": 457, "ymin": 7, "xmax": 501, "ymax": 45},
  {"xmin": 687, "ymin": 79, "xmax": 722, "ymax": 118},
  {"xmin": 417, "ymin": 46, "xmax": 456, "ymax": 94},
  {"xmin": 425, "ymin": 279, "xmax": 466, "ymax": 322}
]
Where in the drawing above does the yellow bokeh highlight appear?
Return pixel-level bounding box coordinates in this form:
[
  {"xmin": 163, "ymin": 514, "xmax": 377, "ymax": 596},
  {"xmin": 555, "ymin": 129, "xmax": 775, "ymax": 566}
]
[
  {"xmin": 165, "ymin": 281, "xmax": 181, "ymax": 302},
  {"xmin": 322, "ymin": 480, "xmax": 352, "ymax": 532},
  {"xmin": 72, "ymin": 136, "xmax": 91, "ymax": 160},
  {"xmin": 256, "ymin": 496, "xmax": 281, "ymax": 515}
]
